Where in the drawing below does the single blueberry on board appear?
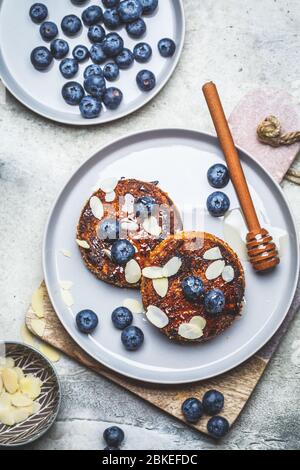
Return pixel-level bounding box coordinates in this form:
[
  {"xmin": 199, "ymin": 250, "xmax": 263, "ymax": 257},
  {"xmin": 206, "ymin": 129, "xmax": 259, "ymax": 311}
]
[
  {"xmin": 203, "ymin": 390, "xmax": 225, "ymax": 416},
  {"xmin": 136, "ymin": 69, "xmax": 156, "ymax": 92},
  {"xmin": 79, "ymin": 96, "xmax": 102, "ymax": 119},
  {"xmin": 40, "ymin": 21, "xmax": 58, "ymax": 42},
  {"xmin": 207, "ymin": 416, "xmax": 230, "ymax": 438},
  {"xmin": 82, "ymin": 5, "xmax": 103, "ymax": 26},
  {"xmin": 117, "ymin": 0, "xmax": 143, "ymax": 23},
  {"xmin": 59, "ymin": 58, "xmax": 79, "ymax": 79},
  {"xmin": 103, "ymin": 426, "xmax": 125, "ymax": 447},
  {"xmin": 134, "ymin": 196, "xmax": 156, "ymax": 219},
  {"xmin": 181, "ymin": 398, "xmax": 204, "ymax": 423},
  {"xmin": 88, "ymin": 24, "xmax": 106, "ymax": 43},
  {"xmin": 112, "ymin": 307, "xmax": 133, "ymax": 330},
  {"xmin": 103, "ymin": 8, "xmax": 121, "ymax": 29},
  {"xmin": 84, "ymin": 74, "xmax": 106, "ymax": 99},
  {"xmin": 158, "ymin": 38, "xmax": 176, "ymax": 58},
  {"xmin": 76, "ymin": 310, "xmax": 99, "ymax": 334},
  {"xmin": 29, "ymin": 3, "xmax": 48, "ymax": 24},
  {"xmin": 98, "ymin": 218, "xmax": 120, "ymax": 241},
  {"xmin": 204, "ymin": 289, "xmax": 226, "ymax": 316},
  {"xmin": 126, "ymin": 18, "xmax": 146, "ymax": 38},
  {"xmin": 102, "ymin": 33, "xmax": 124, "ymax": 57},
  {"xmin": 206, "ymin": 191, "xmax": 230, "ymax": 217},
  {"xmin": 140, "ymin": 0, "xmax": 158, "ymax": 15},
  {"xmin": 103, "ymin": 87, "xmax": 123, "ymax": 110},
  {"xmin": 103, "ymin": 62, "xmax": 119, "ymax": 81},
  {"xmin": 50, "ymin": 39, "xmax": 69, "ymax": 60},
  {"xmin": 72, "ymin": 45, "xmax": 89, "ymax": 62},
  {"xmin": 62, "ymin": 81, "xmax": 85, "ymax": 105},
  {"xmin": 31, "ymin": 46, "xmax": 53, "ymax": 71},
  {"xmin": 133, "ymin": 42, "xmax": 152, "ymax": 63},
  {"xmin": 111, "ymin": 240, "xmax": 135, "ymax": 265},
  {"xmin": 207, "ymin": 163, "xmax": 230, "ymax": 189},
  {"xmin": 115, "ymin": 48, "xmax": 134, "ymax": 69},
  {"xmin": 90, "ymin": 43, "xmax": 107, "ymax": 64},
  {"xmin": 121, "ymin": 326, "xmax": 144, "ymax": 351},
  {"xmin": 84, "ymin": 64, "xmax": 104, "ymax": 80},
  {"xmin": 182, "ymin": 276, "xmax": 205, "ymax": 302},
  {"xmin": 102, "ymin": 0, "xmax": 120, "ymax": 7},
  {"xmin": 61, "ymin": 15, "xmax": 82, "ymax": 37}
]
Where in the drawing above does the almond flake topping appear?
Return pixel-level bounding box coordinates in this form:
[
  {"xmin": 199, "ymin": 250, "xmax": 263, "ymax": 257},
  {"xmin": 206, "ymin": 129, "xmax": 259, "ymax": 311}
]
[
  {"xmin": 125, "ymin": 259, "xmax": 142, "ymax": 284},
  {"xmin": 146, "ymin": 305, "xmax": 169, "ymax": 329},
  {"xmin": 90, "ymin": 196, "xmax": 104, "ymax": 220},
  {"xmin": 142, "ymin": 216, "xmax": 162, "ymax": 237},
  {"xmin": 222, "ymin": 265, "xmax": 235, "ymax": 283},
  {"xmin": 76, "ymin": 239, "xmax": 90, "ymax": 249},
  {"xmin": 142, "ymin": 266, "xmax": 164, "ymax": 279},
  {"xmin": 99, "ymin": 177, "xmax": 118, "ymax": 194},
  {"xmin": 152, "ymin": 278, "xmax": 169, "ymax": 298},
  {"xmin": 203, "ymin": 247, "xmax": 222, "ymax": 260},
  {"xmin": 123, "ymin": 298, "xmax": 145, "ymax": 314},
  {"xmin": 105, "ymin": 191, "xmax": 116, "ymax": 203},
  {"xmin": 178, "ymin": 323, "xmax": 204, "ymax": 340},
  {"xmin": 205, "ymin": 260, "xmax": 226, "ymax": 280},
  {"xmin": 162, "ymin": 257, "xmax": 182, "ymax": 277}
]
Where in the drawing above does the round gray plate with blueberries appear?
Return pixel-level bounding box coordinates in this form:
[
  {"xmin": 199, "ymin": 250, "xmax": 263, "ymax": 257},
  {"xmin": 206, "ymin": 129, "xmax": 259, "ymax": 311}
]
[
  {"xmin": 43, "ymin": 129, "xmax": 299, "ymax": 384},
  {"xmin": 0, "ymin": 0, "xmax": 185, "ymax": 125}
]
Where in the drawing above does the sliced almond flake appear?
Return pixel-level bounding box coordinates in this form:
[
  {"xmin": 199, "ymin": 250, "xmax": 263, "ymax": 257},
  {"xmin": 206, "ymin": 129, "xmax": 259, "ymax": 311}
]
[
  {"xmin": 121, "ymin": 220, "xmax": 139, "ymax": 232},
  {"xmin": 162, "ymin": 257, "xmax": 182, "ymax": 277},
  {"xmin": 152, "ymin": 278, "xmax": 169, "ymax": 298},
  {"xmin": 20, "ymin": 377, "xmax": 41, "ymax": 400},
  {"xmin": 99, "ymin": 177, "xmax": 118, "ymax": 194},
  {"xmin": 0, "ymin": 392, "xmax": 11, "ymax": 411},
  {"xmin": 11, "ymin": 393, "xmax": 33, "ymax": 408},
  {"xmin": 125, "ymin": 259, "xmax": 142, "ymax": 284},
  {"xmin": 105, "ymin": 191, "xmax": 116, "ymax": 202},
  {"xmin": 121, "ymin": 193, "xmax": 135, "ymax": 214},
  {"xmin": 39, "ymin": 343, "xmax": 60, "ymax": 363},
  {"xmin": 59, "ymin": 280, "xmax": 73, "ymax": 290},
  {"xmin": 14, "ymin": 367, "xmax": 25, "ymax": 382},
  {"xmin": 76, "ymin": 239, "xmax": 90, "ymax": 249},
  {"xmin": 178, "ymin": 323, "xmax": 204, "ymax": 340},
  {"xmin": 61, "ymin": 289, "xmax": 74, "ymax": 307},
  {"xmin": 189, "ymin": 316, "xmax": 207, "ymax": 330},
  {"xmin": 2, "ymin": 368, "xmax": 18, "ymax": 394},
  {"xmin": 142, "ymin": 216, "xmax": 162, "ymax": 237},
  {"xmin": 12, "ymin": 408, "xmax": 30, "ymax": 424},
  {"xmin": 61, "ymin": 249, "xmax": 71, "ymax": 258},
  {"xmin": 31, "ymin": 287, "xmax": 44, "ymax": 319},
  {"xmin": 0, "ymin": 408, "xmax": 15, "ymax": 426},
  {"xmin": 102, "ymin": 248, "xmax": 112, "ymax": 259},
  {"xmin": 142, "ymin": 266, "xmax": 164, "ymax": 279},
  {"xmin": 90, "ymin": 196, "xmax": 104, "ymax": 220},
  {"xmin": 146, "ymin": 305, "xmax": 169, "ymax": 329},
  {"xmin": 123, "ymin": 298, "xmax": 145, "ymax": 314},
  {"xmin": 31, "ymin": 319, "xmax": 46, "ymax": 338},
  {"xmin": 222, "ymin": 265, "xmax": 235, "ymax": 283},
  {"xmin": 205, "ymin": 260, "xmax": 225, "ymax": 280},
  {"xmin": 203, "ymin": 247, "xmax": 222, "ymax": 260},
  {"xmin": 20, "ymin": 324, "xmax": 36, "ymax": 346}
]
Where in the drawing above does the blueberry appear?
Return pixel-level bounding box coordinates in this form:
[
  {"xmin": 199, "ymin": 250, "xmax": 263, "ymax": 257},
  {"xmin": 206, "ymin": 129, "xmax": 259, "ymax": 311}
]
[
  {"xmin": 84, "ymin": 74, "xmax": 106, "ymax": 98},
  {"xmin": 29, "ymin": 3, "xmax": 48, "ymax": 24},
  {"xmin": 84, "ymin": 64, "xmax": 104, "ymax": 80},
  {"xmin": 140, "ymin": 0, "xmax": 158, "ymax": 15},
  {"xmin": 82, "ymin": 5, "xmax": 103, "ymax": 26},
  {"xmin": 126, "ymin": 18, "xmax": 146, "ymax": 38},
  {"xmin": 103, "ymin": 8, "xmax": 121, "ymax": 29},
  {"xmin": 103, "ymin": 426, "xmax": 124, "ymax": 447},
  {"xmin": 115, "ymin": 48, "xmax": 134, "ymax": 69},
  {"xmin": 88, "ymin": 24, "xmax": 106, "ymax": 44},
  {"xmin": 181, "ymin": 398, "xmax": 203, "ymax": 423},
  {"xmin": 206, "ymin": 191, "xmax": 230, "ymax": 217},
  {"xmin": 118, "ymin": 0, "xmax": 143, "ymax": 23},
  {"xmin": 136, "ymin": 70, "xmax": 156, "ymax": 92},
  {"xmin": 98, "ymin": 218, "xmax": 120, "ymax": 241},
  {"xmin": 102, "ymin": 33, "xmax": 124, "ymax": 57},
  {"xmin": 50, "ymin": 39, "xmax": 69, "ymax": 59},
  {"xmin": 207, "ymin": 416, "xmax": 229, "ymax": 438},
  {"xmin": 61, "ymin": 15, "xmax": 82, "ymax": 37},
  {"xmin": 182, "ymin": 276, "xmax": 205, "ymax": 302},
  {"xmin": 62, "ymin": 81, "xmax": 85, "ymax": 105},
  {"xmin": 121, "ymin": 326, "xmax": 144, "ymax": 351},
  {"xmin": 204, "ymin": 289, "xmax": 225, "ymax": 316},
  {"xmin": 158, "ymin": 38, "xmax": 176, "ymax": 58},
  {"xmin": 203, "ymin": 390, "xmax": 225, "ymax": 416},
  {"xmin": 90, "ymin": 43, "xmax": 107, "ymax": 64},
  {"xmin": 103, "ymin": 87, "xmax": 123, "ymax": 110},
  {"xmin": 207, "ymin": 164, "xmax": 230, "ymax": 189},
  {"xmin": 102, "ymin": 0, "xmax": 120, "ymax": 7},
  {"xmin": 112, "ymin": 307, "xmax": 133, "ymax": 330},
  {"xmin": 134, "ymin": 196, "xmax": 155, "ymax": 219},
  {"xmin": 111, "ymin": 240, "xmax": 135, "ymax": 265},
  {"xmin": 73, "ymin": 45, "xmax": 89, "ymax": 62},
  {"xmin": 40, "ymin": 21, "xmax": 58, "ymax": 42},
  {"xmin": 76, "ymin": 310, "xmax": 99, "ymax": 334},
  {"xmin": 30, "ymin": 46, "xmax": 53, "ymax": 71},
  {"xmin": 133, "ymin": 42, "xmax": 152, "ymax": 63},
  {"xmin": 103, "ymin": 62, "xmax": 119, "ymax": 81},
  {"xmin": 79, "ymin": 96, "xmax": 102, "ymax": 119},
  {"xmin": 59, "ymin": 58, "xmax": 79, "ymax": 79}
]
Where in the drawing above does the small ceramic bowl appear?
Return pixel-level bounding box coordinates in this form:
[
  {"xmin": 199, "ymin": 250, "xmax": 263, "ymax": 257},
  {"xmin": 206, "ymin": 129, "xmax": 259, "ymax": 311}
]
[{"xmin": 0, "ymin": 341, "xmax": 61, "ymax": 447}]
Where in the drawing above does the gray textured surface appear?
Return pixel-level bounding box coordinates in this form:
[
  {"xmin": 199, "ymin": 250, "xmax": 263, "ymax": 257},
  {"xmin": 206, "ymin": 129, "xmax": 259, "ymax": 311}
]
[{"xmin": 0, "ymin": 0, "xmax": 300, "ymax": 450}]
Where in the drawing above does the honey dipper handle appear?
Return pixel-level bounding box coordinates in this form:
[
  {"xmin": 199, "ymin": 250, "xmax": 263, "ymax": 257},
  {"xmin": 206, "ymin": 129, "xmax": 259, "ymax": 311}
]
[{"xmin": 202, "ymin": 82, "xmax": 260, "ymax": 232}]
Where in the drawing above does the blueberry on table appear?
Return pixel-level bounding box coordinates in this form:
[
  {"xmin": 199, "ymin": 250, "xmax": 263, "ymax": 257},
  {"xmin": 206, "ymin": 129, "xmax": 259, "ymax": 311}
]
[
  {"xmin": 117, "ymin": 0, "xmax": 143, "ymax": 23},
  {"xmin": 111, "ymin": 240, "xmax": 135, "ymax": 265},
  {"xmin": 140, "ymin": 0, "xmax": 158, "ymax": 15},
  {"xmin": 31, "ymin": 46, "xmax": 53, "ymax": 71},
  {"xmin": 112, "ymin": 307, "xmax": 133, "ymax": 330},
  {"xmin": 84, "ymin": 74, "xmax": 106, "ymax": 99},
  {"xmin": 126, "ymin": 18, "xmax": 146, "ymax": 38},
  {"xmin": 84, "ymin": 64, "xmax": 104, "ymax": 80},
  {"xmin": 136, "ymin": 70, "xmax": 156, "ymax": 92},
  {"xmin": 40, "ymin": 21, "xmax": 58, "ymax": 42},
  {"xmin": 115, "ymin": 48, "xmax": 134, "ymax": 69},
  {"xmin": 98, "ymin": 218, "xmax": 120, "ymax": 241},
  {"xmin": 102, "ymin": 0, "xmax": 120, "ymax": 7},
  {"xmin": 133, "ymin": 42, "xmax": 152, "ymax": 63},
  {"xmin": 103, "ymin": 62, "xmax": 119, "ymax": 81},
  {"xmin": 121, "ymin": 326, "xmax": 144, "ymax": 351},
  {"xmin": 203, "ymin": 390, "xmax": 225, "ymax": 416},
  {"xmin": 103, "ymin": 426, "xmax": 125, "ymax": 447},
  {"xmin": 207, "ymin": 416, "xmax": 229, "ymax": 438},
  {"xmin": 88, "ymin": 24, "xmax": 106, "ymax": 43},
  {"xmin": 102, "ymin": 33, "xmax": 124, "ymax": 57},
  {"xmin": 134, "ymin": 196, "xmax": 155, "ymax": 219},
  {"xmin": 206, "ymin": 191, "xmax": 230, "ymax": 217},
  {"xmin": 103, "ymin": 87, "xmax": 123, "ymax": 110},
  {"xmin": 72, "ymin": 45, "xmax": 89, "ymax": 62},
  {"xmin": 182, "ymin": 276, "xmax": 205, "ymax": 302},
  {"xmin": 50, "ymin": 39, "xmax": 69, "ymax": 60},
  {"xmin": 79, "ymin": 96, "xmax": 102, "ymax": 119},
  {"xmin": 181, "ymin": 398, "xmax": 203, "ymax": 423},
  {"xmin": 204, "ymin": 289, "xmax": 225, "ymax": 316},
  {"xmin": 61, "ymin": 15, "xmax": 82, "ymax": 37},
  {"xmin": 158, "ymin": 38, "xmax": 176, "ymax": 58},
  {"xmin": 90, "ymin": 43, "xmax": 107, "ymax": 64},
  {"xmin": 62, "ymin": 81, "xmax": 85, "ymax": 105},
  {"xmin": 59, "ymin": 58, "xmax": 79, "ymax": 79},
  {"xmin": 76, "ymin": 310, "xmax": 99, "ymax": 334},
  {"xmin": 207, "ymin": 163, "xmax": 230, "ymax": 189},
  {"xmin": 82, "ymin": 5, "xmax": 103, "ymax": 26},
  {"xmin": 29, "ymin": 3, "xmax": 48, "ymax": 24},
  {"xmin": 103, "ymin": 8, "xmax": 121, "ymax": 29}
]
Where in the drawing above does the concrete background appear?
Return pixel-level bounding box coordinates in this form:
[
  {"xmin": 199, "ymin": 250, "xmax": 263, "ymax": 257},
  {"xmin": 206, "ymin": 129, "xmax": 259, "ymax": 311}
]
[{"xmin": 1, "ymin": 0, "xmax": 300, "ymax": 450}]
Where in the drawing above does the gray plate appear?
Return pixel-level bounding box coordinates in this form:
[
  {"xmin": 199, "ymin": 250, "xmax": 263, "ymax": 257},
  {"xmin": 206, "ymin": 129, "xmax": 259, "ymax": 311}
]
[
  {"xmin": 0, "ymin": 0, "xmax": 185, "ymax": 125},
  {"xmin": 43, "ymin": 129, "xmax": 299, "ymax": 384}
]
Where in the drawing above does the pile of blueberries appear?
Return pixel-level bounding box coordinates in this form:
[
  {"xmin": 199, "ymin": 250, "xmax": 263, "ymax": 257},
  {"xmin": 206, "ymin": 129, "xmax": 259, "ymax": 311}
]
[{"xmin": 29, "ymin": 1, "xmax": 176, "ymax": 119}]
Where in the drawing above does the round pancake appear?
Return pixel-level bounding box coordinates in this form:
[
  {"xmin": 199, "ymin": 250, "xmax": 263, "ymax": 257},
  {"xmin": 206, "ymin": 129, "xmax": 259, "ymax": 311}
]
[
  {"xmin": 77, "ymin": 179, "xmax": 182, "ymax": 289},
  {"xmin": 141, "ymin": 231, "xmax": 245, "ymax": 343}
]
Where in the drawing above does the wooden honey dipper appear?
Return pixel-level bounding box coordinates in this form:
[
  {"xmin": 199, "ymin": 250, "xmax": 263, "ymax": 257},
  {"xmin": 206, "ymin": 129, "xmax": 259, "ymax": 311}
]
[{"xmin": 202, "ymin": 81, "xmax": 280, "ymax": 272}]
